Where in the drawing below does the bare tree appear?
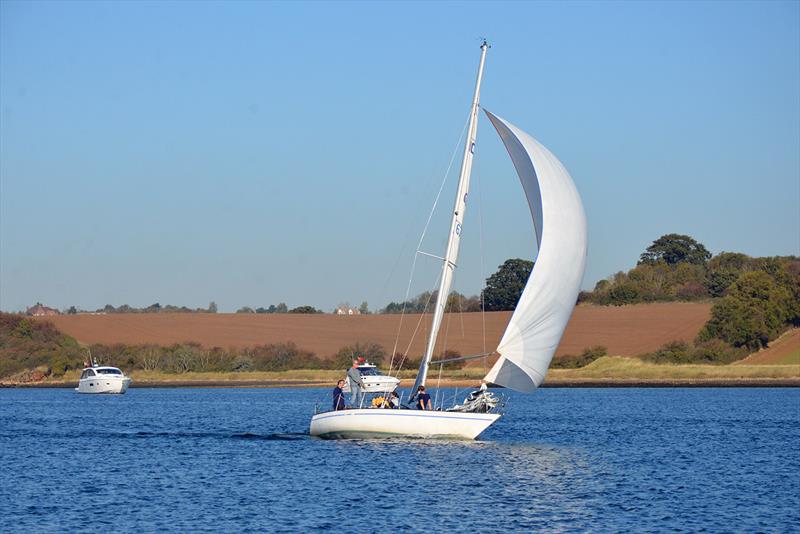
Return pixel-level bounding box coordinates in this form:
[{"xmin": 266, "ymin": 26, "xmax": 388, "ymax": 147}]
[
  {"xmin": 196, "ymin": 349, "xmax": 212, "ymax": 372},
  {"xmin": 173, "ymin": 345, "xmax": 196, "ymax": 373},
  {"xmin": 141, "ymin": 347, "xmax": 161, "ymax": 371}
]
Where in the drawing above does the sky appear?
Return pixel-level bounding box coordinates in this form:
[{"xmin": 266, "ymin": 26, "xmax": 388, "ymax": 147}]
[{"xmin": 1, "ymin": 0, "xmax": 798, "ymax": 313}]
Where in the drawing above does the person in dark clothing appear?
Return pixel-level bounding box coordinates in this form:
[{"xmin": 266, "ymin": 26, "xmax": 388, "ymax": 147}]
[
  {"xmin": 333, "ymin": 379, "xmax": 346, "ymax": 411},
  {"xmin": 416, "ymin": 385, "xmax": 432, "ymax": 410}
]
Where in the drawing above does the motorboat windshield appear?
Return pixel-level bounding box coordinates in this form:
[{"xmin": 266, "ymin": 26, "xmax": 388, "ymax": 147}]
[
  {"xmin": 95, "ymin": 368, "xmax": 123, "ymax": 375},
  {"xmin": 357, "ymin": 366, "xmax": 381, "ymax": 376}
]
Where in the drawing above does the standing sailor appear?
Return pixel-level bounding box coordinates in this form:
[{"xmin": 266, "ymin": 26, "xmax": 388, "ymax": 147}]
[{"xmin": 347, "ymin": 359, "xmax": 364, "ymax": 408}]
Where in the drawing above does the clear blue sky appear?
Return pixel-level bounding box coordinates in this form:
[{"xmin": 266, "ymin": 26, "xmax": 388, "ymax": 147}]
[{"xmin": 1, "ymin": 0, "xmax": 798, "ymax": 313}]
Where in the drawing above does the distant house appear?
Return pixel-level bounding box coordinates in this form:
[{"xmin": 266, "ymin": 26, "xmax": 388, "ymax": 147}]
[
  {"xmin": 26, "ymin": 303, "xmax": 60, "ymax": 316},
  {"xmin": 335, "ymin": 306, "xmax": 361, "ymax": 316}
]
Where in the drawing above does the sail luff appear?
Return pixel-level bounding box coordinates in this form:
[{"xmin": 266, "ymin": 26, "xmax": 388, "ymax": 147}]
[{"xmin": 412, "ymin": 41, "xmax": 489, "ymax": 395}]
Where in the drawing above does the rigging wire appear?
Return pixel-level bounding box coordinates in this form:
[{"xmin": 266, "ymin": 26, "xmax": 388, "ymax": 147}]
[
  {"xmin": 475, "ymin": 122, "xmax": 488, "ymax": 375},
  {"xmin": 391, "ymin": 270, "xmax": 441, "ymax": 378},
  {"xmin": 435, "ymin": 362, "xmax": 444, "ymax": 410},
  {"xmin": 388, "ymin": 111, "xmax": 471, "ymax": 375}
]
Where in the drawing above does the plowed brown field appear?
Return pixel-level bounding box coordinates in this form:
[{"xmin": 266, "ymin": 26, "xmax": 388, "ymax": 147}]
[{"xmin": 42, "ymin": 302, "xmax": 712, "ymax": 360}]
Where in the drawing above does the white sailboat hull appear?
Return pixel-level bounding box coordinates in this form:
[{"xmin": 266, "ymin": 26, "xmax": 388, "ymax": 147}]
[{"xmin": 310, "ymin": 409, "xmax": 500, "ymax": 440}]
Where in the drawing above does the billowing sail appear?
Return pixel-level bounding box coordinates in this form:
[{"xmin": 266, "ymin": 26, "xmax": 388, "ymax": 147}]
[{"xmin": 483, "ymin": 111, "xmax": 587, "ymax": 393}]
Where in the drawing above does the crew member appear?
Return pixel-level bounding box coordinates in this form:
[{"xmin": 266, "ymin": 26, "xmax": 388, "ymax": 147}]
[
  {"xmin": 347, "ymin": 359, "xmax": 364, "ymax": 408},
  {"xmin": 332, "ymin": 379, "xmax": 346, "ymax": 411},
  {"xmin": 388, "ymin": 390, "xmax": 400, "ymax": 409},
  {"xmin": 416, "ymin": 385, "xmax": 432, "ymax": 410}
]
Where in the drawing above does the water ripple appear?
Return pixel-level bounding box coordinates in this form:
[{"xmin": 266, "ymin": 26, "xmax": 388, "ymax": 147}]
[{"xmin": 0, "ymin": 387, "xmax": 798, "ymax": 532}]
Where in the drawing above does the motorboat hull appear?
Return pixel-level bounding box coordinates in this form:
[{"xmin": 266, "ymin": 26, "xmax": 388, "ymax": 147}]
[
  {"xmin": 309, "ymin": 409, "xmax": 500, "ymax": 440},
  {"xmin": 76, "ymin": 376, "xmax": 131, "ymax": 394},
  {"xmin": 343, "ymin": 375, "xmax": 400, "ymax": 394}
]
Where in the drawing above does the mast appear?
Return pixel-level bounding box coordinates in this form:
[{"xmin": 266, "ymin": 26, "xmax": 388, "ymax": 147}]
[{"xmin": 411, "ymin": 40, "xmax": 489, "ymax": 397}]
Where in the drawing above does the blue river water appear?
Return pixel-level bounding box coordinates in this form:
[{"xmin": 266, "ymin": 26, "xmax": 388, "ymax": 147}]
[{"xmin": 1, "ymin": 387, "xmax": 798, "ymax": 532}]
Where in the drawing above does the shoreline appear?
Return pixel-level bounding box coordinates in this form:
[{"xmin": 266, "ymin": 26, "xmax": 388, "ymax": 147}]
[{"xmin": 4, "ymin": 377, "xmax": 799, "ymax": 389}]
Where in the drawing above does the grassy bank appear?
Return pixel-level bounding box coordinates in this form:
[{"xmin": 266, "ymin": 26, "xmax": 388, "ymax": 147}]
[
  {"xmin": 7, "ymin": 356, "xmax": 798, "ymax": 388},
  {"xmin": 547, "ymin": 356, "xmax": 800, "ymax": 383}
]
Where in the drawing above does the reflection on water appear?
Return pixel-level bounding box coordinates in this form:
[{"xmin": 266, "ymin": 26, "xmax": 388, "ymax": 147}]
[{"xmin": 0, "ymin": 387, "xmax": 798, "ymax": 532}]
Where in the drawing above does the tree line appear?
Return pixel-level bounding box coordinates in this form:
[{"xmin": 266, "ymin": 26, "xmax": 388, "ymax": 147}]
[
  {"xmin": 0, "ymin": 312, "xmax": 467, "ymax": 379},
  {"xmin": 50, "ymin": 258, "xmax": 534, "ymax": 317},
  {"xmin": 581, "ymin": 233, "xmax": 799, "ymax": 362},
  {"xmin": 63, "ymin": 302, "xmax": 220, "ymax": 315},
  {"xmin": 234, "ymin": 304, "xmax": 323, "ymax": 314},
  {"xmin": 60, "ymin": 302, "xmax": 327, "ymax": 315},
  {"xmin": 579, "ymin": 234, "xmax": 798, "ymax": 307}
]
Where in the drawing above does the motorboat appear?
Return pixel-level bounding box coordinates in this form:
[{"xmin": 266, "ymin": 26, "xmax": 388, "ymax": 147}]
[
  {"xmin": 76, "ymin": 366, "xmax": 132, "ymax": 394},
  {"xmin": 342, "ymin": 361, "xmax": 400, "ymax": 394},
  {"xmin": 309, "ymin": 41, "xmax": 587, "ymax": 439}
]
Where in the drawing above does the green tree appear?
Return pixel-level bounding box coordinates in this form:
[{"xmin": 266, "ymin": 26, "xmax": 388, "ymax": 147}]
[
  {"xmin": 483, "ymin": 259, "xmax": 534, "ymax": 311},
  {"xmin": 552, "ymin": 346, "xmax": 608, "ymax": 368},
  {"xmin": 288, "ymin": 305, "xmax": 321, "ymax": 314},
  {"xmin": 358, "ymin": 301, "xmax": 369, "ymax": 315},
  {"xmin": 704, "ymin": 252, "xmax": 752, "ymax": 297},
  {"xmin": 699, "ymin": 271, "xmax": 792, "ymax": 350},
  {"xmin": 707, "ymin": 252, "xmax": 750, "ymax": 272},
  {"xmin": 608, "ymin": 283, "xmax": 640, "ymax": 305},
  {"xmin": 236, "ymin": 306, "xmax": 255, "ymax": 314},
  {"xmin": 13, "ymin": 319, "xmax": 34, "ymax": 339},
  {"xmin": 705, "ymin": 270, "xmax": 739, "ymax": 298},
  {"xmin": 638, "ymin": 234, "xmax": 711, "ymax": 266},
  {"xmin": 641, "ymin": 340, "xmax": 692, "ymax": 364},
  {"xmin": 208, "ymin": 301, "xmax": 218, "ymax": 313},
  {"xmin": 276, "ymin": 303, "xmax": 288, "ymax": 313}
]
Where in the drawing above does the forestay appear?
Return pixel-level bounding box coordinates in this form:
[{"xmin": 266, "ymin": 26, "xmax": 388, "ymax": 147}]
[{"xmin": 483, "ymin": 111, "xmax": 587, "ymax": 393}]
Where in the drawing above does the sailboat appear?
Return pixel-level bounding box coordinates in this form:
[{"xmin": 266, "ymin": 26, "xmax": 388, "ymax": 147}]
[{"xmin": 309, "ymin": 42, "xmax": 587, "ymax": 439}]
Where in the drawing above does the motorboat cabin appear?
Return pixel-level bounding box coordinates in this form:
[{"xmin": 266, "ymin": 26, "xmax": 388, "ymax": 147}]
[
  {"xmin": 343, "ymin": 362, "xmax": 400, "ymax": 394},
  {"xmin": 76, "ymin": 366, "xmax": 131, "ymax": 394}
]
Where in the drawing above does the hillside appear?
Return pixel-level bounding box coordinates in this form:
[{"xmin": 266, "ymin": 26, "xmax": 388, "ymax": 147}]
[
  {"xmin": 735, "ymin": 329, "xmax": 800, "ymax": 365},
  {"xmin": 41, "ymin": 302, "xmax": 712, "ymax": 359}
]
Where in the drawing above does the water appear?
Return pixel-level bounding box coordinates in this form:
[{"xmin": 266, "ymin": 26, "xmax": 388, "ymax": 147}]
[{"xmin": 1, "ymin": 387, "xmax": 798, "ymax": 532}]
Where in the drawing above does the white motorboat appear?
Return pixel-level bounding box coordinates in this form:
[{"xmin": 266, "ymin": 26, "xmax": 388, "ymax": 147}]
[
  {"xmin": 342, "ymin": 361, "xmax": 400, "ymax": 394},
  {"xmin": 310, "ymin": 41, "xmax": 587, "ymax": 440},
  {"xmin": 76, "ymin": 366, "xmax": 132, "ymax": 394}
]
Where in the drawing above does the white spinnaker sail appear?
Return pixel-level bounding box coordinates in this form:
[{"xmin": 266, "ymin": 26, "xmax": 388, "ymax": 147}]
[{"xmin": 483, "ymin": 111, "xmax": 587, "ymax": 393}]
